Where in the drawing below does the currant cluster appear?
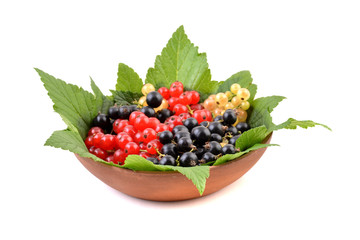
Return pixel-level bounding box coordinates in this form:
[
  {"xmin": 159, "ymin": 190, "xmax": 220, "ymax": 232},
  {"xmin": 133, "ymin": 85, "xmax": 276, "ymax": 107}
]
[
  {"xmin": 203, "ymin": 83, "xmax": 250, "ymax": 124},
  {"xmin": 84, "ymin": 82, "xmax": 251, "ymax": 167}
]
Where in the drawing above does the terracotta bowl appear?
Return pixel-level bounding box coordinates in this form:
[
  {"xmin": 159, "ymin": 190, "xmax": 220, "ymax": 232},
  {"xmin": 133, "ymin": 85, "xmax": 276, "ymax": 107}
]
[{"xmin": 76, "ymin": 134, "xmax": 272, "ymax": 201}]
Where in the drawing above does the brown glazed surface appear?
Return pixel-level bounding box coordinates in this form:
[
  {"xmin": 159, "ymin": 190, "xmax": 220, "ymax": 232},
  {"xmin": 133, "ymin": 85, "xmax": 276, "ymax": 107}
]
[{"xmin": 76, "ymin": 134, "xmax": 272, "ymax": 201}]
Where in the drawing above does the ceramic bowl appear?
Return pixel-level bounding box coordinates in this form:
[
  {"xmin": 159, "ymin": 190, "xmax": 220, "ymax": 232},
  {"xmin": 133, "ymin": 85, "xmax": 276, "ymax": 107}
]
[{"xmin": 76, "ymin": 133, "xmax": 272, "ymax": 201}]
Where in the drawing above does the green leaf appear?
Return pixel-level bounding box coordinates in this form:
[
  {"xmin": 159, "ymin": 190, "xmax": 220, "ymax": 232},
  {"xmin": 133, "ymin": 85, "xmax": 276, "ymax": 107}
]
[
  {"xmin": 247, "ymin": 96, "xmax": 286, "ymax": 129},
  {"xmin": 236, "ymin": 125, "xmax": 269, "ymax": 151},
  {"xmin": 111, "ymin": 90, "xmax": 142, "ymax": 106},
  {"xmin": 269, "ymin": 118, "xmax": 331, "ymax": 132},
  {"xmin": 145, "ymin": 25, "xmax": 219, "ymax": 98},
  {"xmin": 36, "ymin": 68, "xmax": 99, "ymax": 139},
  {"xmin": 116, "ymin": 63, "xmax": 143, "ymax": 93},
  {"xmin": 213, "ymin": 143, "xmax": 278, "ymax": 166},
  {"xmin": 90, "ymin": 77, "xmax": 113, "ymax": 114},
  {"xmin": 44, "ymin": 129, "xmax": 119, "ymax": 167},
  {"xmin": 122, "ymin": 155, "xmax": 210, "ymax": 195}
]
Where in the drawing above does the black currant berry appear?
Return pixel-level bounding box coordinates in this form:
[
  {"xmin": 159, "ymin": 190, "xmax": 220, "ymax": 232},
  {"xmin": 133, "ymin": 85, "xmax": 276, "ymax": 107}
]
[
  {"xmin": 161, "ymin": 143, "xmax": 177, "ymax": 158},
  {"xmin": 204, "ymin": 141, "xmax": 222, "ymax": 155},
  {"xmin": 128, "ymin": 105, "xmax": 139, "ymax": 113},
  {"xmin": 200, "ymin": 121, "xmax": 210, "ymax": 127},
  {"xmin": 177, "ymin": 137, "xmax": 194, "ymax": 152},
  {"xmin": 108, "ymin": 106, "xmax": 120, "ymax": 119},
  {"xmin": 158, "ymin": 130, "xmax": 173, "ymax": 144},
  {"xmin": 146, "ymin": 157, "xmax": 159, "ymax": 164},
  {"xmin": 179, "ymin": 152, "xmax": 198, "ymax": 167},
  {"xmin": 194, "ymin": 147, "xmax": 206, "ymax": 159},
  {"xmin": 118, "ymin": 106, "xmax": 131, "ymax": 119},
  {"xmin": 159, "ymin": 155, "xmax": 176, "ymax": 166},
  {"xmin": 157, "ymin": 109, "xmax": 172, "ymax": 123},
  {"xmin": 208, "ymin": 122, "xmax": 225, "ymax": 136},
  {"xmin": 202, "ymin": 152, "xmax": 216, "ymax": 163},
  {"xmin": 222, "ymin": 144, "xmax": 236, "ymax": 154},
  {"xmin": 174, "ymin": 131, "xmax": 191, "ymax": 142},
  {"xmin": 93, "ymin": 113, "xmax": 112, "ymax": 132},
  {"xmin": 229, "ymin": 134, "xmax": 241, "ymax": 145},
  {"xmin": 214, "ymin": 115, "xmax": 223, "ymax": 123},
  {"xmin": 223, "ymin": 109, "xmax": 237, "ymax": 125},
  {"xmin": 146, "ymin": 91, "xmax": 163, "ymax": 108},
  {"xmin": 210, "ymin": 133, "xmax": 222, "ymax": 142},
  {"xmin": 191, "ymin": 126, "xmax": 211, "ymax": 144},
  {"xmin": 172, "ymin": 125, "xmax": 188, "ymax": 135},
  {"xmin": 140, "ymin": 106, "xmax": 156, "ymax": 118},
  {"xmin": 183, "ymin": 117, "xmax": 199, "ymax": 131},
  {"xmin": 226, "ymin": 126, "xmax": 238, "ymax": 135},
  {"xmin": 236, "ymin": 122, "xmax": 251, "ymax": 133}
]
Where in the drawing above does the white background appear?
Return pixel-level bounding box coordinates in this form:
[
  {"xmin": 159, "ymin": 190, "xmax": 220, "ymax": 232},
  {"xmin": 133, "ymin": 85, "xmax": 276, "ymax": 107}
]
[{"xmin": 1, "ymin": 0, "xmax": 359, "ymax": 239}]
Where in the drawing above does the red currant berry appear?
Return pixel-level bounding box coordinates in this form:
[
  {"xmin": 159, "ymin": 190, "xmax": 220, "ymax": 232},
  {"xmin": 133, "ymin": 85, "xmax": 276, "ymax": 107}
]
[
  {"xmin": 124, "ymin": 142, "xmax": 140, "ymax": 155},
  {"xmin": 99, "ymin": 134, "xmax": 116, "ymax": 151},
  {"xmin": 92, "ymin": 132, "xmax": 104, "ymax": 148},
  {"xmin": 155, "ymin": 123, "xmax": 170, "ymax": 132},
  {"xmin": 173, "ymin": 104, "xmax": 188, "ymax": 116},
  {"xmin": 142, "ymin": 128, "xmax": 157, "ymax": 143},
  {"xmin": 105, "ymin": 154, "xmax": 114, "ymax": 163},
  {"xmin": 170, "ymin": 81, "xmax": 184, "ymax": 97},
  {"xmin": 168, "ymin": 97, "xmax": 179, "ymax": 111},
  {"xmin": 139, "ymin": 151, "xmax": 151, "ymax": 159},
  {"xmin": 168, "ymin": 115, "xmax": 183, "ymax": 126},
  {"xmin": 123, "ymin": 125, "xmax": 136, "ymax": 138},
  {"xmin": 85, "ymin": 135, "xmax": 94, "ymax": 149},
  {"xmin": 146, "ymin": 139, "xmax": 163, "ymax": 155},
  {"xmin": 113, "ymin": 119, "xmax": 130, "ymax": 134},
  {"xmin": 190, "ymin": 104, "xmax": 204, "ymax": 111},
  {"xmin": 129, "ymin": 111, "xmax": 145, "ymax": 125},
  {"xmin": 203, "ymin": 109, "xmax": 213, "ymax": 121},
  {"xmin": 189, "ymin": 91, "xmax": 200, "ymax": 105},
  {"xmin": 88, "ymin": 146, "xmax": 96, "ymax": 154},
  {"xmin": 134, "ymin": 115, "xmax": 150, "ymax": 131},
  {"xmin": 93, "ymin": 148, "xmax": 108, "ymax": 160},
  {"xmin": 158, "ymin": 87, "xmax": 170, "ymax": 100},
  {"xmin": 113, "ymin": 149, "xmax": 126, "ymax": 165},
  {"xmin": 164, "ymin": 122, "xmax": 175, "ymax": 132},
  {"xmin": 139, "ymin": 143, "xmax": 147, "ymax": 150},
  {"xmin": 88, "ymin": 127, "xmax": 104, "ymax": 136},
  {"xmin": 179, "ymin": 112, "xmax": 191, "ymax": 121},
  {"xmin": 134, "ymin": 132, "xmax": 144, "ymax": 144},
  {"xmin": 115, "ymin": 133, "xmax": 133, "ymax": 149},
  {"xmin": 179, "ymin": 92, "xmax": 192, "ymax": 106},
  {"xmin": 192, "ymin": 110, "xmax": 208, "ymax": 124},
  {"xmin": 148, "ymin": 117, "xmax": 160, "ymax": 130}
]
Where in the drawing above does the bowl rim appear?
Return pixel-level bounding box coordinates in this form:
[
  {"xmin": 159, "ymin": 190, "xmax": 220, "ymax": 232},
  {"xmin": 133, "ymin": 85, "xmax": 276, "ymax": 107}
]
[{"xmin": 77, "ymin": 133, "xmax": 272, "ymax": 176}]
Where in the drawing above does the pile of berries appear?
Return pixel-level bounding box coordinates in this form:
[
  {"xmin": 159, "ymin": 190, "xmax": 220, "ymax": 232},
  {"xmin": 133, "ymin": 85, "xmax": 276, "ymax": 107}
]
[{"xmin": 84, "ymin": 82, "xmax": 251, "ymax": 167}]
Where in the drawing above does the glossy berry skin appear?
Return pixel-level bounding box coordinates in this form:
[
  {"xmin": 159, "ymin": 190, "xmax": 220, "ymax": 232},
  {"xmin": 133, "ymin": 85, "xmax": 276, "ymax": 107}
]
[
  {"xmin": 123, "ymin": 125, "xmax": 136, "ymax": 138},
  {"xmin": 173, "ymin": 104, "xmax": 188, "ymax": 116},
  {"xmin": 222, "ymin": 144, "xmax": 236, "ymax": 154},
  {"xmin": 88, "ymin": 127, "xmax": 104, "ymax": 137},
  {"xmin": 99, "ymin": 134, "xmax": 116, "ymax": 151},
  {"xmin": 229, "ymin": 134, "xmax": 241, "ymax": 145},
  {"xmin": 124, "ymin": 142, "xmax": 140, "ymax": 155},
  {"xmin": 105, "ymin": 155, "xmax": 114, "ymax": 163},
  {"xmin": 113, "ymin": 149, "xmax": 126, "ymax": 165},
  {"xmin": 146, "ymin": 91, "xmax": 163, "ymax": 108},
  {"xmin": 168, "ymin": 97, "xmax": 179, "ymax": 111},
  {"xmin": 205, "ymin": 141, "xmax": 222, "ymax": 155},
  {"xmin": 134, "ymin": 115, "xmax": 150, "ymax": 131},
  {"xmin": 202, "ymin": 152, "xmax": 216, "ymax": 163},
  {"xmin": 169, "ymin": 81, "xmax": 184, "ymax": 97},
  {"xmin": 190, "ymin": 126, "xmax": 211, "ymax": 144},
  {"xmin": 158, "ymin": 130, "xmax": 173, "ymax": 144},
  {"xmin": 208, "ymin": 122, "xmax": 225, "ymax": 136},
  {"xmin": 236, "ymin": 122, "xmax": 251, "ymax": 133},
  {"xmin": 214, "ymin": 115, "xmax": 223, "ymax": 123},
  {"xmin": 190, "ymin": 104, "xmax": 204, "ymax": 111},
  {"xmin": 203, "ymin": 109, "xmax": 213, "ymax": 122},
  {"xmin": 183, "ymin": 117, "xmax": 199, "ymax": 131},
  {"xmin": 174, "ymin": 131, "xmax": 191, "ymax": 142},
  {"xmin": 115, "ymin": 133, "xmax": 133, "ymax": 149},
  {"xmin": 93, "ymin": 113, "xmax": 112, "ymax": 132},
  {"xmin": 146, "ymin": 157, "xmax": 159, "ymax": 164},
  {"xmin": 118, "ymin": 106, "xmax": 132, "ymax": 119},
  {"xmin": 194, "ymin": 147, "xmax": 206, "ymax": 159},
  {"xmin": 113, "ymin": 119, "xmax": 130, "ymax": 134},
  {"xmin": 172, "ymin": 125, "xmax": 188, "ymax": 135},
  {"xmin": 165, "ymin": 115, "xmax": 183, "ymax": 126},
  {"xmin": 226, "ymin": 126, "xmax": 238, "ymax": 135},
  {"xmin": 189, "ymin": 91, "xmax": 200, "ymax": 105},
  {"xmin": 177, "ymin": 137, "xmax": 194, "ymax": 152},
  {"xmin": 129, "ymin": 111, "xmax": 145, "ymax": 125},
  {"xmin": 92, "ymin": 132, "xmax": 104, "ymax": 148},
  {"xmin": 142, "ymin": 128, "xmax": 157, "ymax": 143},
  {"xmin": 155, "ymin": 123, "xmax": 170, "ymax": 132},
  {"xmin": 161, "ymin": 143, "xmax": 178, "ymax": 158},
  {"xmin": 158, "ymin": 87, "xmax": 170, "ymax": 100},
  {"xmin": 93, "ymin": 148, "xmax": 108, "ymax": 160},
  {"xmin": 108, "ymin": 106, "xmax": 120, "ymax": 119},
  {"xmin": 210, "ymin": 133, "xmax": 222, "ymax": 143},
  {"xmin": 179, "ymin": 92, "xmax": 192, "ymax": 106},
  {"xmin": 223, "ymin": 109, "xmax": 237, "ymax": 125},
  {"xmin": 85, "ymin": 135, "xmax": 94, "ymax": 148},
  {"xmin": 192, "ymin": 110, "xmax": 208, "ymax": 124},
  {"xmin": 178, "ymin": 113, "xmax": 191, "ymax": 121},
  {"xmin": 140, "ymin": 106, "xmax": 156, "ymax": 118},
  {"xmin": 146, "ymin": 139, "xmax": 162, "ymax": 155},
  {"xmin": 179, "ymin": 152, "xmax": 198, "ymax": 167},
  {"xmin": 200, "ymin": 121, "xmax": 210, "ymax": 127},
  {"xmin": 156, "ymin": 109, "xmax": 172, "ymax": 123},
  {"xmin": 134, "ymin": 132, "xmax": 144, "ymax": 144},
  {"xmin": 159, "ymin": 155, "xmax": 176, "ymax": 166},
  {"xmin": 148, "ymin": 117, "xmax": 160, "ymax": 130}
]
